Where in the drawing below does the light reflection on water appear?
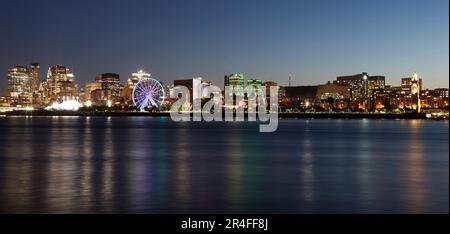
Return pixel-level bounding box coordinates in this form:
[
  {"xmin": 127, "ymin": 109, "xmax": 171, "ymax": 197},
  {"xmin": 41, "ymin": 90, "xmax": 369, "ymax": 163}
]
[{"xmin": 0, "ymin": 117, "xmax": 448, "ymax": 213}]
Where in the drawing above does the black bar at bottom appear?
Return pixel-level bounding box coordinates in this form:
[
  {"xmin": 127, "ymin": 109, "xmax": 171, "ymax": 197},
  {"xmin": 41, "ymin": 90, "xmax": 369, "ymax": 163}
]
[{"xmin": 0, "ymin": 214, "xmax": 447, "ymax": 233}]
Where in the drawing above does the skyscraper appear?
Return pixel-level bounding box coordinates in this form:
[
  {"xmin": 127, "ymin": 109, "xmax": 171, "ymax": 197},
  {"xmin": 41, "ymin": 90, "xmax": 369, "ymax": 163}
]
[
  {"xmin": 100, "ymin": 73, "xmax": 121, "ymax": 101},
  {"xmin": 131, "ymin": 70, "xmax": 151, "ymax": 84},
  {"xmin": 29, "ymin": 63, "xmax": 40, "ymax": 91},
  {"xmin": 224, "ymin": 73, "xmax": 246, "ymax": 97},
  {"xmin": 224, "ymin": 73, "xmax": 245, "ymax": 87},
  {"xmin": 7, "ymin": 65, "xmax": 33, "ymax": 105},
  {"xmin": 246, "ymin": 79, "xmax": 263, "ymax": 97},
  {"xmin": 43, "ymin": 65, "xmax": 78, "ymax": 104}
]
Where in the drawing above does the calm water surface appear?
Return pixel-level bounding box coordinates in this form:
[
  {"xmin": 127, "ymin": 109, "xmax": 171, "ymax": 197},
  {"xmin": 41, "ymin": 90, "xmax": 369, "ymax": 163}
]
[{"xmin": 0, "ymin": 117, "xmax": 448, "ymax": 213}]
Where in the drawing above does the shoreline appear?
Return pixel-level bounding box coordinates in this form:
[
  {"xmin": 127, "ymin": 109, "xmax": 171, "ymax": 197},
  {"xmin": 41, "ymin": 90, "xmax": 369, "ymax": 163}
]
[{"xmin": 2, "ymin": 110, "xmax": 447, "ymax": 120}]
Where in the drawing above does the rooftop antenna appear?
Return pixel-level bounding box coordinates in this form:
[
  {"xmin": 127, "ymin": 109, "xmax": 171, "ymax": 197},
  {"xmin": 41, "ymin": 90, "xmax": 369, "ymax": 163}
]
[{"xmin": 289, "ymin": 74, "xmax": 292, "ymax": 87}]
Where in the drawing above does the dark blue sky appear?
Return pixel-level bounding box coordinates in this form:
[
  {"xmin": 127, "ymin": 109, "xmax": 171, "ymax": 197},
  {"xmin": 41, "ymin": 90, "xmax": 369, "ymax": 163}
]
[{"xmin": 0, "ymin": 0, "xmax": 448, "ymax": 92}]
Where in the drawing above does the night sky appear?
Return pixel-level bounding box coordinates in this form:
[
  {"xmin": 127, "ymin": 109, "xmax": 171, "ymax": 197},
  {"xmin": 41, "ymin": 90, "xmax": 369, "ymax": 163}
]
[{"xmin": 0, "ymin": 0, "xmax": 448, "ymax": 93}]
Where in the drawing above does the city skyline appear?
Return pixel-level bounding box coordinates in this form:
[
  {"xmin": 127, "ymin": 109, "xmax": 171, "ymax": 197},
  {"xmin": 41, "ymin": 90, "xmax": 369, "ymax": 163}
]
[
  {"xmin": 0, "ymin": 0, "xmax": 448, "ymax": 93},
  {"xmin": 0, "ymin": 62, "xmax": 447, "ymax": 93},
  {"xmin": 2, "ymin": 62, "xmax": 448, "ymax": 114},
  {"xmin": 0, "ymin": 0, "xmax": 449, "ymax": 222}
]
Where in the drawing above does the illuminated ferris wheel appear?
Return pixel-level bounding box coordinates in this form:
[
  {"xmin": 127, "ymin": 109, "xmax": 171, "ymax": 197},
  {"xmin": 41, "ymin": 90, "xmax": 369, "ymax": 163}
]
[{"xmin": 132, "ymin": 78, "xmax": 165, "ymax": 111}]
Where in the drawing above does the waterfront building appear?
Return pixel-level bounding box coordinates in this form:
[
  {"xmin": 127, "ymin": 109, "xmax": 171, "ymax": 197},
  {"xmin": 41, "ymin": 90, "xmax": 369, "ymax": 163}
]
[
  {"xmin": 29, "ymin": 63, "xmax": 42, "ymax": 105},
  {"xmin": 90, "ymin": 89, "xmax": 105, "ymax": 105},
  {"xmin": 7, "ymin": 65, "xmax": 33, "ymax": 105},
  {"xmin": 410, "ymin": 72, "xmax": 421, "ymax": 112},
  {"xmin": 247, "ymin": 79, "xmax": 262, "ymax": 86},
  {"xmin": 262, "ymin": 81, "xmax": 277, "ymax": 87},
  {"xmin": 262, "ymin": 81, "xmax": 278, "ymax": 98},
  {"xmin": 246, "ymin": 79, "xmax": 263, "ymax": 97},
  {"xmin": 171, "ymin": 78, "xmax": 221, "ymax": 109},
  {"xmin": 281, "ymin": 85, "xmax": 318, "ymax": 108},
  {"xmin": 174, "ymin": 79, "xmax": 194, "ymax": 97},
  {"xmin": 316, "ymin": 82, "xmax": 350, "ymax": 100},
  {"xmin": 0, "ymin": 96, "xmax": 13, "ymax": 108},
  {"xmin": 201, "ymin": 79, "xmax": 213, "ymax": 99},
  {"xmin": 127, "ymin": 69, "xmax": 151, "ymax": 91},
  {"xmin": 382, "ymin": 72, "xmax": 426, "ymax": 111},
  {"xmin": 434, "ymin": 88, "xmax": 449, "ymax": 101},
  {"xmin": 100, "ymin": 73, "xmax": 121, "ymax": 102},
  {"xmin": 43, "ymin": 65, "xmax": 78, "ymax": 104},
  {"xmin": 29, "ymin": 63, "xmax": 40, "ymax": 91},
  {"xmin": 335, "ymin": 72, "xmax": 385, "ymax": 100},
  {"xmin": 282, "ymin": 86, "xmax": 318, "ymax": 100},
  {"xmin": 224, "ymin": 73, "xmax": 245, "ymax": 87},
  {"xmin": 367, "ymin": 76, "xmax": 385, "ymax": 98},
  {"xmin": 334, "ymin": 72, "xmax": 386, "ymax": 110},
  {"xmin": 384, "ymin": 85, "xmax": 401, "ymax": 108},
  {"xmin": 401, "ymin": 76, "xmax": 423, "ymax": 94},
  {"xmin": 131, "ymin": 70, "xmax": 150, "ymax": 84},
  {"xmin": 173, "ymin": 77, "xmax": 207, "ymax": 102},
  {"xmin": 422, "ymin": 88, "xmax": 449, "ymax": 109},
  {"xmin": 224, "ymin": 73, "xmax": 246, "ymax": 98},
  {"xmin": 193, "ymin": 77, "xmax": 202, "ymax": 101},
  {"xmin": 335, "ymin": 73, "xmax": 368, "ymax": 100},
  {"xmin": 83, "ymin": 80, "xmax": 102, "ymax": 103}
]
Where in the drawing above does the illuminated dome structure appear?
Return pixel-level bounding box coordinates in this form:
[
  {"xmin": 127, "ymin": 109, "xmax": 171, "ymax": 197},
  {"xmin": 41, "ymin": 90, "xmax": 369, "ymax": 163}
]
[{"xmin": 132, "ymin": 78, "xmax": 165, "ymax": 111}]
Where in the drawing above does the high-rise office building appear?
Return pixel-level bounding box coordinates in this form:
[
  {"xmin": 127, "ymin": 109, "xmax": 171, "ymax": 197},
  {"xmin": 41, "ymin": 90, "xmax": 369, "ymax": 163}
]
[
  {"xmin": 7, "ymin": 65, "xmax": 33, "ymax": 105},
  {"xmin": 367, "ymin": 76, "xmax": 385, "ymax": 97},
  {"xmin": 224, "ymin": 73, "xmax": 245, "ymax": 87},
  {"xmin": 29, "ymin": 63, "xmax": 40, "ymax": 91},
  {"xmin": 100, "ymin": 73, "xmax": 120, "ymax": 101},
  {"xmin": 247, "ymin": 79, "xmax": 262, "ymax": 86},
  {"xmin": 84, "ymin": 80, "xmax": 102, "ymax": 103},
  {"xmin": 246, "ymin": 79, "xmax": 263, "ymax": 97},
  {"xmin": 43, "ymin": 65, "xmax": 78, "ymax": 104},
  {"xmin": 29, "ymin": 63, "xmax": 42, "ymax": 105},
  {"xmin": 131, "ymin": 70, "xmax": 150, "ymax": 84},
  {"xmin": 335, "ymin": 72, "xmax": 385, "ymax": 100},
  {"xmin": 262, "ymin": 81, "xmax": 278, "ymax": 98},
  {"xmin": 224, "ymin": 73, "xmax": 246, "ymax": 97}
]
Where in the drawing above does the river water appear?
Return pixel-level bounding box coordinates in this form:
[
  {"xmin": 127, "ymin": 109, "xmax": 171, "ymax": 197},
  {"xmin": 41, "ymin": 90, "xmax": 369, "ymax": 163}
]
[{"xmin": 0, "ymin": 117, "xmax": 448, "ymax": 213}]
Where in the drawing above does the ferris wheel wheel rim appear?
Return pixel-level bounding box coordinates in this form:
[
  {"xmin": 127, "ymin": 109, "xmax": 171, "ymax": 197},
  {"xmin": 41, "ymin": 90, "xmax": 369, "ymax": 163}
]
[{"xmin": 132, "ymin": 78, "xmax": 165, "ymax": 108}]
